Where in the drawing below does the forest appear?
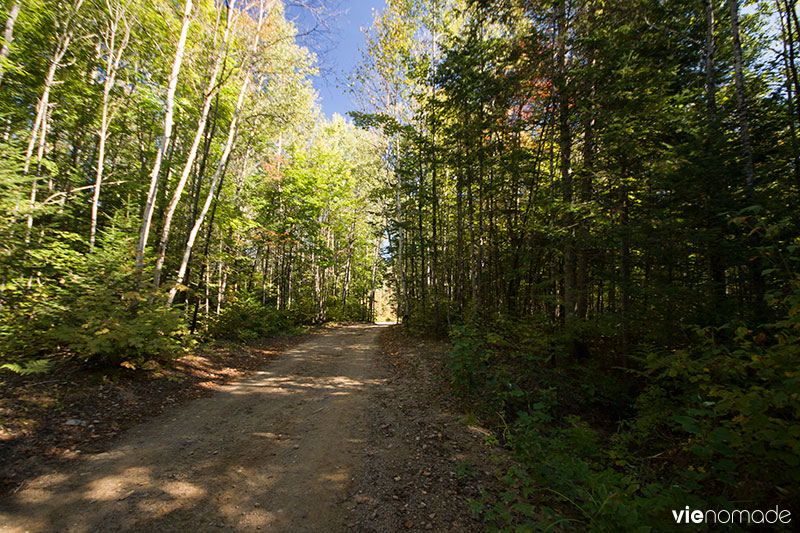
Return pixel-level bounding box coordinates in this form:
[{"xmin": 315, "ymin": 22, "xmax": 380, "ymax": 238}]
[
  {"xmin": 0, "ymin": 0, "xmax": 390, "ymax": 368},
  {"xmin": 1, "ymin": 0, "xmax": 799, "ymax": 530},
  {"xmin": 352, "ymin": 0, "xmax": 799, "ymax": 528}
]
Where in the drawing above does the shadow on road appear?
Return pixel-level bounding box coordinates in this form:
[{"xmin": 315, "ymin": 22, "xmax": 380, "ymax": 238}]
[{"xmin": 0, "ymin": 324, "xmax": 387, "ymax": 533}]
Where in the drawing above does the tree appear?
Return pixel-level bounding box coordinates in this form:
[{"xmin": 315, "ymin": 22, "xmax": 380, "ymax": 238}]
[
  {"xmin": 151, "ymin": 1, "xmax": 235, "ymax": 292},
  {"xmin": 89, "ymin": 0, "xmax": 132, "ymax": 250},
  {"xmin": 136, "ymin": 0, "xmax": 192, "ymax": 279},
  {"xmin": 0, "ymin": 0, "xmax": 22, "ymax": 86}
]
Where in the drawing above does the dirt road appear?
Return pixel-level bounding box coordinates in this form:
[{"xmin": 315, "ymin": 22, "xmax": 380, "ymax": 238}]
[{"xmin": 0, "ymin": 325, "xmax": 385, "ymax": 532}]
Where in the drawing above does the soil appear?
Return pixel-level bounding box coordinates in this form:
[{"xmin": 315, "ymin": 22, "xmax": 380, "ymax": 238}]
[
  {"xmin": 0, "ymin": 333, "xmax": 312, "ymax": 498},
  {"xmin": 346, "ymin": 326, "xmax": 506, "ymax": 532},
  {"xmin": 0, "ymin": 324, "xmax": 505, "ymax": 532}
]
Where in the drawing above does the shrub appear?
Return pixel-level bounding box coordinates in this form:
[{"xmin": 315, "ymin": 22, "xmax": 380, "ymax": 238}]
[
  {"xmin": 645, "ymin": 278, "xmax": 800, "ymax": 503},
  {"xmin": 207, "ymin": 295, "xmax": 296, "ymax": 342},
  {"xmin": 0, "ymin": 221, "xmax": 189, "ymax": 371}
]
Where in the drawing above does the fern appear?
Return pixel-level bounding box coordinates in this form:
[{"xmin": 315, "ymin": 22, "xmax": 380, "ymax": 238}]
[{"xmin": 1, "ymin": 359, "xmax": 54, "ymax": 375}]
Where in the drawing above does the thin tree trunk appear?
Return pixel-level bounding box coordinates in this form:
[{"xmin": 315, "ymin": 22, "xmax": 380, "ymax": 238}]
[
  {"xmin": 261, "ymin": 244, "xmax": 272, "ymax": 307},
  {"xmin": 430, "ymin": 105, "xmax": 439, "ymax": 332},
  {"xmin": 704, "ymin": 0, "xmax": 726, "ymax": 322},
  {"xmin": 370, "ymin": 239, "xmax": 379, "ymax": 322},
  {"xmin": 468, "ymin": 159, "xmax": 478, "ymax": 319},
  {"xmin": 0, "ymin": 0, "xmax": 21, "ymax": 86},
  {"xmin": 90, "ymin": 0, "xmax": 131, "ymax": 249},
  {"xmin": 777, "ymin": 0, "xmax": 800, "ymax": 182},
  {"xmin": 728, "ymin": 0, "xmax": 754, "ymax": 189},
  {"xmin": 151, "ymin": 4, "xmax": 234, "ymax": 291},
  {"xmin": 556, "ymin": 0, "xmax": 575, "ymax": 326},
  {"xmin": 168, "ymin": 0, "xmax": 267, "ymax": 306},
  {"xmin": 22, "ymin": 0, "xmax": 85, "ymax": 231},
  {"xmin": 620, "ymin": 191, "xmax": 631, "ymax": 354},
  {"xmin": 217, "ymin": 254, "xmax": 226, "ymax": 315},
  {"xmin": 395, "ymin": 137, "xmax": 408, "ymax": 321},
  {"xmin": 417, "ymin": 134, "xmax": 426, "ymax": 313},
  {"xmin": 190, "ymin": 164, "xmax": 224, "ymax": 331},
  {"xmin": 341, "ymin": 218, "xmax": 356, "ymax": 315},
  {"xmin": 136, "ymin": 0, "xmax": 193, "ymax": 277},
  {"xmin": 576, "ymin": 2, "xmax": 595, "ymax": 321},
  {"xmin": 455, "ymin": 153, "xmax": 464, "ymax": 315},
  {"xmin": 783, "ymin": 0, "xmax": 800, "ymax": 121},
  {"xmin": 704, "ymin": 0, "xmax": 717, "ymax": 122},
  {"xmin": 430, "ymin": 10, "xmax": 440, "ymax": 332},
  {"xmin": 204, "ymin": 259, "xmax": 210, "ymax": 320}
]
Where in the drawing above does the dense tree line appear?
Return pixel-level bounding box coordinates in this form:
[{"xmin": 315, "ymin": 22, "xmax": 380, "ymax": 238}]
[
  {"xmin": 0, "ymin": 0, "xmax": 387, "ymax": 369},
  {"xmin": 355, "ymin": 0, "xmax": 799, "ymax": 527}
]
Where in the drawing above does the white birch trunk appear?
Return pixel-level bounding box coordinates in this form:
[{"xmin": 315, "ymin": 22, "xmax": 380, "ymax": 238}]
[
  {"xmin": 135, "ymin": 0, "xmax": 193, "ymax": 275},
  {"xmin": 23, "ymin": 0, "xmax": 84, "ymax": 176},
  {"xmin": 167, "ymin": 0, "xmax": 269, "ymax": 306},
  {"xmin": 90, "ymin": 0, "xmax": 131, "ymax": 249},
  {"xmin": 151, "ymin": 5, "xmax": 234, "ymax": 291},
  {"xmin": 0, "ymin": 0, "xmax": 21, "ymax": 86}
]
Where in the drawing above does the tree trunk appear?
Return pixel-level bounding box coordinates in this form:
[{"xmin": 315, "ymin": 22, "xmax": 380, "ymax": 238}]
[
  {"xmin": 782, "ymin": 0, "xmax": 800, "ymax": 124},
  {"xmin": 0, "ymin": 0, "xmax": 21, "ymax": 86},
  {"xmin": 704, "ymin": 0, "xmax": 717, "ymax": 122},
  {"xmin": 152, "ymin": 4, "xmax": 233, "ymax": 292},
  {"xmin": 704, "ymin": 0, "xmax": 727, "ymax": 323},
  {"xmin": 468, "ymin": 157, "xmax": 479, "ymax": 319},
  {"xmin": 168, "ymin": 0, "xmax": 267, "ymax": 306},
  {"xmin": 417, "ymin": 134, "xmax": 426, "ymax": 313},
  {"xmin": 22, "ymin": 0, "xmax": 85, "ymax": 233},
  {"xmin": 395, "ymin": 138, "xmax": 408, "ymax": 321},
  {"xmin": 620, "ymin": 195, "xmax": 631, "ymax": 354},
  {"xmin": 90, "ymin": 1, "xmax": 132, "ymax": 249},
  {"xmin": 341, "ymin": 218, "xmax": 356, "ymax": 315},
  {"xmin": 556, "ymin": 0, "xmax": 575, "ymax": 326},
  {"xmin": 455, "ymin": 152, "xmax": 464, "ymax": 316},
  {"xmin": 136, "ymin": 0, "xmax": 193, "ymax": 277},
  {"xmin": 728, "ymin": 0, "xmax": 754, "ymax": 190},
  {"xmin": 430, "ymin": 127, "xmax": 439, "ymax": 332},
  {"xmin": 576, "ymin": 2, "xmax": 596, "ymax": 320},
  {"xmin": 777, "ymin": 0, "xmax": 800, "ymax": 183}
]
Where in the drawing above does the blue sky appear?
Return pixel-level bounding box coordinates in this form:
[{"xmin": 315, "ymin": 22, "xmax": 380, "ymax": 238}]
[{"xmin": 293, "ymin": 0, "xmax": 386, "ymax": 120}]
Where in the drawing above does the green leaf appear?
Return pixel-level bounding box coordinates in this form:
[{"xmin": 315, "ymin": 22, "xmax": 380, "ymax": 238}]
[
  {"xmin": 709, "ymin": 427, "xmax": 734, "ymax": 443},
  {"xmin": 1, "ymin": 359, "xmax": 54, "ymax": 375},
  {"xmin": 673, "ymin": 415, "xmax": 702, "ymax": 435}
]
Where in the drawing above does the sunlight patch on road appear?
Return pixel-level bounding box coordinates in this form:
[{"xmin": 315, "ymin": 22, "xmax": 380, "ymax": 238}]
[
  {"xmin": 161, "ymin": 481, "xmax": 205, "ymax": 500},
  {"xmin": 84, "ymin": 466, "xmax": 151, "ymax": 501}
]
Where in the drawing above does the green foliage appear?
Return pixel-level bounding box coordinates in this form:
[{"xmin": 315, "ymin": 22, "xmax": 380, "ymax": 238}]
[
  {"xmin": 644, "ymin": 278, "xmax": 800, "ymax": 499},
  {"xmin": 469, "ymin": 382, "xmax": 703, "ymax": 532},
  {"xmin": 1, "ymin": 359, "xmax": 54, "ymax": 375},
  {"xmin": 360, "ymin": 0, "xmax": 799, "ymax": 528},
  {"xmin": 207, "ymin": 296, "xmax": 298, "ymax": 342},
  {"xmin": 51, "ymin": 304, "xmax": 187, "ymax": 369},
  {"xmin": 448, "ymin": 323, "xmax": 490, "ymax": 395},
  {"xmin": 0, "ymin": 222, "xmax": 189, "ymax": 369},
  {"xmin": 0, "ymin": 0, "xmax": 388, "ymax": 376},
  {"xmin": 447, "ymin": 302, "xmax": 800, "ymax": 530}
]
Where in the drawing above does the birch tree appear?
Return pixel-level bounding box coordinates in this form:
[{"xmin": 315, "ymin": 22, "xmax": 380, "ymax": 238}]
[
  {"xmin": 22, "ymin": 0, "xmax": 85, "ymax": 239},
  {"xmin": 89, "ymin": 0, "xmax": 132, "ymax": 249},
  {"xmin": 0, "ymin": 0, "xmax": 21, "ymax": 86},
  {"xmin": 135, "ymin": 0, "xmax": 193, "ymax": 277},
  {"xmin": 151, "ymin": 2, "xmax": 235, "ymax": 292},
  {"xmin": 167, "ymin": 0, "xmax": 270, "ymax": 306}
]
